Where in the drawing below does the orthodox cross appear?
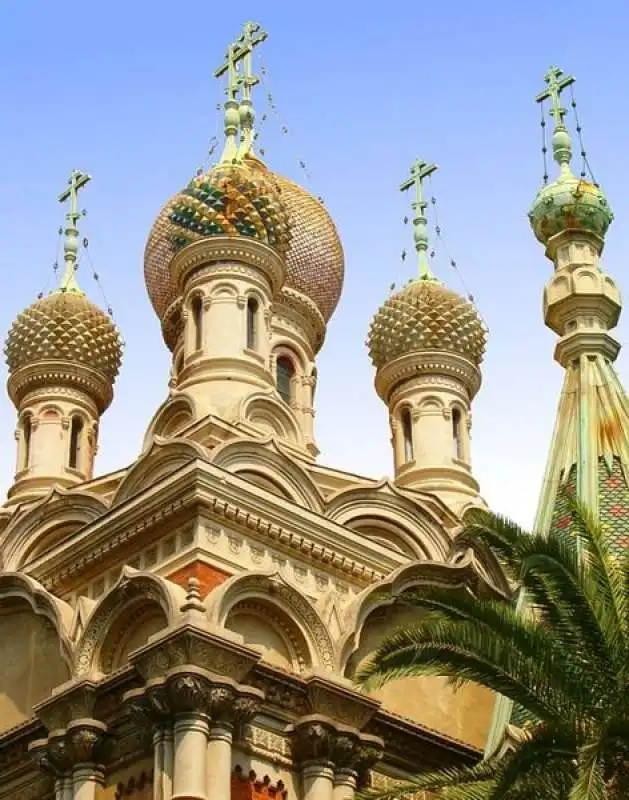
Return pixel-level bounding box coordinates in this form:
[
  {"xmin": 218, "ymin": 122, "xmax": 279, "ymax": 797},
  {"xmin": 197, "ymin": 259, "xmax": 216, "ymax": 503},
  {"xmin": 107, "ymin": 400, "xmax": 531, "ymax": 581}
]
[
  {"xmin": 400, "ymin": 159, "xmax": 438, "ymax": 281},
  {"xmin": 536, "ymin": 65, "xmax": 575, "ymax": 172},
  {"xmin": 536, "ymin": 65, "xmax": 574, "ymax": 128},
  {"xmin": 214, "ymin": 22, "xmax": 267, "ymax": 163},
  {"xmin": 58, "ymin": 170, "xmax": 91, "ymax": 292}
]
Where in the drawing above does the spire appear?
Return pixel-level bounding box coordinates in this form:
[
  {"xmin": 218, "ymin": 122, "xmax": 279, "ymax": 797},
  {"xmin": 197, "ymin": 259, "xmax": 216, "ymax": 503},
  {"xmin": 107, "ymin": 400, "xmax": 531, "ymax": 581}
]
[
  {"xmin": 536, "ymin": 65, "xmax": 575, "ymax": 177},
  {"xmin": 214, "ymin": 21, "xmax": 267, "ymax": 164},
  {"xmin": 400, "ymin": 159, "xmax": 438, "ymax": 281},
  {"xmin": 57, "ymin": 169, "xmax": 91, "ymax": 294}
]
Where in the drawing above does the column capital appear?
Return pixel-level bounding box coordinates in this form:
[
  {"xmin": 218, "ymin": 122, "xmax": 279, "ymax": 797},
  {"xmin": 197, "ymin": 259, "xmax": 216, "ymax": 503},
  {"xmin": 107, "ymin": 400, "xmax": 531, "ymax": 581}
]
[
  {"xmin": 123, "ymin": 664, "xmax": 264, "ymax": 734},
  {"xmin": 29, "ymin": 719, "xmax": 110, "ymax": 775},
  {"xmin": 287, "ymin": 714, "xmax": 383, "ymax": 773}
]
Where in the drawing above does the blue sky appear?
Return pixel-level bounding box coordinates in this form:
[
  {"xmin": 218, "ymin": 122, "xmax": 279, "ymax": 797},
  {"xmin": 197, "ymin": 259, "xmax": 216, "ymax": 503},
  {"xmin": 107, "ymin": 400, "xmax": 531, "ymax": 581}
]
[{"xmin": 1, "ymin": 0, "xmax": 628, "ymax": 526}]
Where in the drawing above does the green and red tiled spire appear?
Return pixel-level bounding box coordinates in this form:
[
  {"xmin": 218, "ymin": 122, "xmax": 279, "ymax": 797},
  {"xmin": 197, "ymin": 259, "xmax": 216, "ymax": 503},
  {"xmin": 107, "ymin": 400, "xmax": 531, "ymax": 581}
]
[{"xmin": 486, "ymin": 65, "xmax": 629, "ymax": 756}]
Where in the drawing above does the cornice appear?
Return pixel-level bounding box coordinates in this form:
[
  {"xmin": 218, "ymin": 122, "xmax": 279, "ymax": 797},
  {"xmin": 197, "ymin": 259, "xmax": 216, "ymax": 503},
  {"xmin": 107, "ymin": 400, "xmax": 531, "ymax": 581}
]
[
  {"xmin": 272, "ymin": 287, "xmax": 327, "ymax": 354},
  {"xmin": 375, "ymin": 350, "xmax": 481, "ymax": 404},
  {"xmin": 28, "ymin": 460, "xmax": 407, "ymax": 593},
  {"xmin": 7, "ymin": 360, "xmax": 114, "ymax": 413},
  {"xmin": 169, "ymin": 237, "xmax": 286, "ymax": 298}
]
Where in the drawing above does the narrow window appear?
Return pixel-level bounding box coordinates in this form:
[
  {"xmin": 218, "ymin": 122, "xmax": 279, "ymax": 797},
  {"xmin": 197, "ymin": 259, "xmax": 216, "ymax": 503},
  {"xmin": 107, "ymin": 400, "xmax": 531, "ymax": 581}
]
[
  {"xmin": 452, "ymin": 407, "xmax": 463, "ymax": 459},
  {"xmin": 247, "ymin": 297, "xmax": 259, "ymax": 350},
  {"xmin": 22, "ymin": 416, "xmax": 32, "ymax": 469},
  {"xmin": 69, "ymin": 416, "xmax": 84, "ymax": 470},
  {"xmin": 276, "ymin": 356, "xmax": 295, "ymax": 404},
  {"xmin": 401, "ymin": 408, "xmax": 413, "ymax": 462},
  {"xmin": 192, "ymin": 295, "xmax": 203, "ymax": 351}
]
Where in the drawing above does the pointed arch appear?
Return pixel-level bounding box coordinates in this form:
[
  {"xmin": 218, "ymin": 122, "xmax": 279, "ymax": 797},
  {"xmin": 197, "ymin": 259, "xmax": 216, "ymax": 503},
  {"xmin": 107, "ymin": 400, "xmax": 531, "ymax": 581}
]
[
  {"xmin": 211, "ymin": 437, "xmax": 324, "ymax": 513},
  {"xmin": 0, "ymin": 488, "xmax": 108, "ymax": 571},
  {"xmin": 113, "ymin": 437, "xmax": 208, "ymax": 506},
  {"xmin": 74, "ymin": 568, "xmax": 185, "ymax": 677},
  {"xmin": 205, "ymin": 570, "xmax": 335, "ymax": 671}
]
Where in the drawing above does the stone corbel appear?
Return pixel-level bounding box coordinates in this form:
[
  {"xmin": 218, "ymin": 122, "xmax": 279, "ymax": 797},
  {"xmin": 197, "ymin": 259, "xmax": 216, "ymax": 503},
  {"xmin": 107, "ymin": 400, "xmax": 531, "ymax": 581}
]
[
  {"xmin": 304, "ymin": 674, "xmax": 381, "ymax": 730},
  {"xmin": 33, "ymin": 678, "xmax": 100, "ymax": 733}
]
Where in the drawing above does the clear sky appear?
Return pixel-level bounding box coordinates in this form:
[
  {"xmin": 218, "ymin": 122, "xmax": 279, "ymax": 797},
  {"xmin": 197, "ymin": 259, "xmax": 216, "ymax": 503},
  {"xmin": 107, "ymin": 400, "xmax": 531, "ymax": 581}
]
[{"xmin": 1, "ymin": 0, "xmax": 628, "ymax": 527}]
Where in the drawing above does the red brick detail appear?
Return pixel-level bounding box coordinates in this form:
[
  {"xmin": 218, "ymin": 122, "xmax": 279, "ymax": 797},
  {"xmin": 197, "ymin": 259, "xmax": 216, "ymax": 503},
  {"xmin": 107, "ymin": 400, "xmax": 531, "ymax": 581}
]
[
  {"xmin": 607, "ymin": 477, "xmax": 622, "ymax": 489},
  {"xmin": 167, "ymin": 561, "xmax": 230, "ymax": 599},
  {"xmin": 609, "ymin": 505, "xmax": 629, "ymax": 517},
  {"xmin": 231, "ymin": 768, "xmax": 287, "ymax": 799},
  {"xmin": 556, "ymin": 514, "xmax": 572, "ymax": 530}
]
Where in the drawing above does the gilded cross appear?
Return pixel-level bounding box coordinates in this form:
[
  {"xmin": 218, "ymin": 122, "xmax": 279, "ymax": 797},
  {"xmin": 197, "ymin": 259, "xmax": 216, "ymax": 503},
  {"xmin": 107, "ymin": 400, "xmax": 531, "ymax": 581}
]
[
  {"xmin": 536, "ymin": 65, "xmax": 574, "ymax": 128},
  {"xmin": 400, "ymin": 160, "xmax": 438, "ymax": 280},
  {"xmin": 58, "ymin": 170, "xmax": 91, "ymax": 293}
]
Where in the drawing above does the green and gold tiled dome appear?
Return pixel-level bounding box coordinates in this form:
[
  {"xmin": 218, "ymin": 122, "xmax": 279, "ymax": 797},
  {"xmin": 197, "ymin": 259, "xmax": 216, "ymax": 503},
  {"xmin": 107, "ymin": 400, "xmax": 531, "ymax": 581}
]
[
  {"xmin": 529, "ymin": 174, "xmax": 613, "ymax": 246},
  {"xmin": 367, "ymin": 278, "xmax": 487, "ymax": 370}
]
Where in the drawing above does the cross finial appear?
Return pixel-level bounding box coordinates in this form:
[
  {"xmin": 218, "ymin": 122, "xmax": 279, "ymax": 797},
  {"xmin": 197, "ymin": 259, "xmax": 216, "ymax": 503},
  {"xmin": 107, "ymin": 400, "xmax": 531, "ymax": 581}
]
[
  {"xmin": 400, "ymin": 159, "xmax": 438, "ymax": 281},
  {"xmin": 536, "ymin": 65, "xmax": 575, "ymax": 174},
  {"xmin": 214, "ymin": 22, "xmax": 268, "ymax": 164},
  {"xmin": 57, "ymin": 170, "xmax": 91, "ymax": 293}
]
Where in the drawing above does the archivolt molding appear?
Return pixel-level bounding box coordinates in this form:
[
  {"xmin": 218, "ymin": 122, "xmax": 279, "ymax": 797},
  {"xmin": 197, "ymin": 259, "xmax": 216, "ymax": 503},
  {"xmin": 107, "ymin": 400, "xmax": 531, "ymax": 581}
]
[
  {"xmin": 0, "ymin": 486, "xmax": 108, "ymax": 571},
  {"xmin": 239, "ymin": 392, "xmax": 303, "ymax": 446},
  {"xmin": 0, "ymin": 571, "xmax": 73, "ymax": 670},
  {"xmin": 205, "ymin": 570, "xmax": 335, "ymax": 671},
  {"xmin": 338, "ymin": 553, "xmax": 506, "ymax": 672},
  {"xmin": 325, "ymin": 481, "xmax": 453, "ymax": 561},
  {"xmin": 211, "ymin": 436, "xmax": 324, "ymax": 513},
  {"xmin": 112, "ymin": 436, "xmax": 208, "ymax": 507},
  {"xmin": 142, "ymin": 392, "xmax": 197, "ymax": 450},
  {"xmin": 74, "ymin": 567, "xmax": 185, "ymax": 677}
]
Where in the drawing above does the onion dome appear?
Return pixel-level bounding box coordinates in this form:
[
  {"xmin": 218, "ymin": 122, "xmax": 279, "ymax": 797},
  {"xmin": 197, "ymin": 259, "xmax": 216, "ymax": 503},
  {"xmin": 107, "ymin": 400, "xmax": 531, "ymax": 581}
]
[
  {"xmin": 5, "ymin": 291, "xmax": 123, "ymax": 410},
  {"xmin": 144, "ymin": 159, "xmax": 344, "ymax": 349},
  {"xmin": 529, "ymin": 66, "xmax": 613, "ymax": 247},
  {"xmin": 368, "ymin": 278, "xmax": 487, "ymax": 370},
  {"xmin": 529, "ymin": 175, "xmax": 613, "ymax": 246}
]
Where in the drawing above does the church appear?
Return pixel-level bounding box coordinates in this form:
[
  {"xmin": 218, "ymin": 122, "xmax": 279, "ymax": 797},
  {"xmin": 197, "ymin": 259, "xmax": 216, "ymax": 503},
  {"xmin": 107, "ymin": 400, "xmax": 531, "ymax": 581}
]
[{"xmin": 0, "ymin": 21, "xmax": 624, "ymax": 800}]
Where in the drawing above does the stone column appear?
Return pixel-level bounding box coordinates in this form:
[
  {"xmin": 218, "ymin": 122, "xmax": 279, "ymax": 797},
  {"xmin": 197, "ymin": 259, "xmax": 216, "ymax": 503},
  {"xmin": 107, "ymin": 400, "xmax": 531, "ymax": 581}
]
[
  {"xmin": 302, "ymin": 763, "xmax": 335, "ymax": 800},
  {"xmin": 153, "ymin": 726, "xmax": 174, "ymax": 800},
  {"xmin": 333, "ymin": 769, "xmax": 357, "ymax": 800},
  {"xmin": 172, "ymin": 712, "xmax": 210, "ymax": 800},
  {"xmin": 205, "ymin": 690, "xmax": 262, "ymax": 800}
]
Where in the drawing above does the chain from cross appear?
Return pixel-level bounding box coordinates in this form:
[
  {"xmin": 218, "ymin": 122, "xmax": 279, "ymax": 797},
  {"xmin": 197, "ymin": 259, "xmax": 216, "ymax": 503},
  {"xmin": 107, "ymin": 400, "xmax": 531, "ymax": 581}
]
[
  {"xmin": 400, "ymin": 160, "xmax": 438, "ymax": 280},
  {"xmin": 58, "ymin": 170, "xmax": 91, "ymax": 226},
  {"xmin": 536, "ymin": 65, "xmax": 575, "ymax": 128}
]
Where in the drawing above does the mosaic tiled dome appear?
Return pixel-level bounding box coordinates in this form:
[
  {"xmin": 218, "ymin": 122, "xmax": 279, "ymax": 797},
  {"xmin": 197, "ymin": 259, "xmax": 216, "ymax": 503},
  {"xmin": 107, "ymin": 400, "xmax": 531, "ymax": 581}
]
[
  {"xmin": 367, "ymin": 279, "xmax": 487, "ymax": 370},
  {"xmin": 529, "ymin": 175, "xmax": 613, "ymax": 246},
  {"xmin": 144, "ymin": 159, "xmax": 344, "ymax": 349},
  {"xmin": 5, "ymin": 291, "xmax": 123, "ymax": 382}
]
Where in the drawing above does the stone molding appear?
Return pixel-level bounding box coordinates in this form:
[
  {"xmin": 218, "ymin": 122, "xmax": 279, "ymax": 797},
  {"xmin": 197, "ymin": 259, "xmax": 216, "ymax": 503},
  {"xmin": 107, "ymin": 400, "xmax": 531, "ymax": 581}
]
[
  {"xmin": 272, "ymin": 287, "xmax": 326, "ymax": 354},
  {"xmin": 170, "ymin": 237, "xmax": 286, "ymax": 298},
  {"xmin": 8, "ymin": 360, "xmax": 114, "ymax": 413},
  {"xmin": 374, "ymin": 350, "xmax": 481, "ymax": 403}
]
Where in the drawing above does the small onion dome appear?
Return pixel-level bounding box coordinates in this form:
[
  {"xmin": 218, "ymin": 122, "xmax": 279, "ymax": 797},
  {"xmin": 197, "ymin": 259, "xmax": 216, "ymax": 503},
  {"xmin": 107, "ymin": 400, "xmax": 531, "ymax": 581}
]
[
  {"xmin": 144, "ymin": 158, "xmax": 344, "ymax": 349},
  {"xmin": 367, "ymin": 279, "xmax": 487, "ymax": 370},
  {"xmin": 529, "ymin": 175, "xmax": 613, "ymax": 246},
  {"xmin": 5, "ymin": 291, "xmax": 123, "ymax": 408}
]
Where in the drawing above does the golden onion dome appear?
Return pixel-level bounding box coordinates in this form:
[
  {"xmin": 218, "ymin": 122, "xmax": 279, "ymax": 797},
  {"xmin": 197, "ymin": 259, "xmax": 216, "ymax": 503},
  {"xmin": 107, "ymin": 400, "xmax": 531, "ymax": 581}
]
[
  {"xmin": 5, "ymin": 291, "xmax": 123, "ymax": 385},
  {"xmin": 144, "ymin": 158, "xmax": 344, "ymax": 349},
  {"xmin": 367, "ymin": 279, "xmax": 487, "ymax": 370}
]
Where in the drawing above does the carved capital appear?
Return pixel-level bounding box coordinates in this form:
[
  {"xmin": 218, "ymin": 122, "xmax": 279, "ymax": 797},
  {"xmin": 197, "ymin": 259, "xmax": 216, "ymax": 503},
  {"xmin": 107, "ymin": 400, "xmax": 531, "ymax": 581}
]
[
  {"xmin": 31, "ymin": 719, "xmax": 110, "ymax": 774},
  {"xmin": 288, "ymin": 715, "xmax": 383, "ymax": 774}
]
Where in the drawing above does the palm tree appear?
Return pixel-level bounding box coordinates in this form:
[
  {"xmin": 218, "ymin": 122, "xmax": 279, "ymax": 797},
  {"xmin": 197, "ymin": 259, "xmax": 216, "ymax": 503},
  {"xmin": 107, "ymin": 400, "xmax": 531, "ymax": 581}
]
[{"xmin": 356, "ymin": 500, "xmax": 629, "ymax": 799}]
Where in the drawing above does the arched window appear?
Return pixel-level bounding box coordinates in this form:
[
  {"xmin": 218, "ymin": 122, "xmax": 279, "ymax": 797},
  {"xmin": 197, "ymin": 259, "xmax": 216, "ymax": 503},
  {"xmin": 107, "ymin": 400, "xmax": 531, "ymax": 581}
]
[
  {"xmin": 22, "ymin": 415, "xmax": 32, "ymax": 470},
  {"xmin": 401, "ymin": 408, "xmax": 413, "ymax": 462},
  {"xmin": 276, "ymin": 356, "xmax": 295, "ymax": 404},
  {"xmin": 69, "ymin": 416, "xmax": 84, "ymax": 470},
  {"xmin": 191, "ymin": 295, "xmax": 203, "ymax": 351},
  {"xmin": 452, "ymin": 407, "xmax": 464, "ymax": 459},
  {"xmin": 246, "ymin": 297, "xmax": 259, "ymax": 350}
]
